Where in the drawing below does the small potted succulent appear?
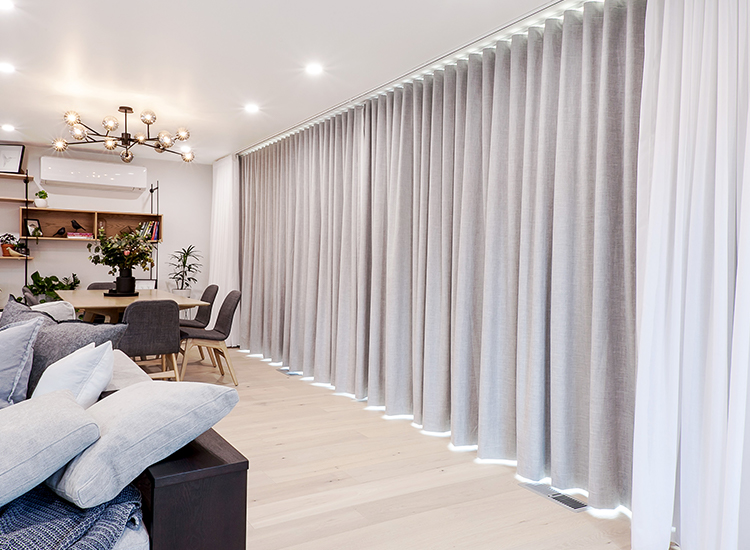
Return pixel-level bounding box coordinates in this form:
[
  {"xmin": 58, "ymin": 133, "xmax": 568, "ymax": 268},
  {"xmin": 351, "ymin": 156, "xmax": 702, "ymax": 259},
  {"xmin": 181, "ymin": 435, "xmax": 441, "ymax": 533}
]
[
  {"xmin": 88, "ymin": 224, "xmax": 154, "ymax": 295},
  {"xmin": 0, "ymin": 233, "xmax": 18, "ymax": 256},
  {"xmin": 34, "ymin": 189, "xmax": 48, "ymax": 208}
]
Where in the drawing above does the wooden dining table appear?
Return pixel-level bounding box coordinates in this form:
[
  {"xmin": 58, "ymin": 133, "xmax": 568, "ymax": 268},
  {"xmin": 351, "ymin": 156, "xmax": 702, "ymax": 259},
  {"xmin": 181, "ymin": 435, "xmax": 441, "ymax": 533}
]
[{"xmin": 57, "ymin": 289, "xmax": 209, "ymax": 323}]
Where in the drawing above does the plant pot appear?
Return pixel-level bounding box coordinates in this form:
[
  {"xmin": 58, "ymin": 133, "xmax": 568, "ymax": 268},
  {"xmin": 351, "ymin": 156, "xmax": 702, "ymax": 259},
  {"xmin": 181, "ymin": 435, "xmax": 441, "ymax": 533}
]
[
  {"xmin": 1, "ymin": 243, "xmax": 13, "ymax": 256},
  {"xmin": 171, "ymin": 288, "xmax": 192, "ymax": 319},
  {"xmin": 34, "ymin": 198, "xmax": 48, "ymax": 208},
  {"xmin": 116, "ymin": 268, "xmax": 136, "ymax": 295}
]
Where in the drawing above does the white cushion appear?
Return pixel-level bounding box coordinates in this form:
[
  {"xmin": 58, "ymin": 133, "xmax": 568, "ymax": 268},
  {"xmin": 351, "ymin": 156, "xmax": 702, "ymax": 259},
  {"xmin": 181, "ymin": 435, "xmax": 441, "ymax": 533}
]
[
  {"xmin": 0, "ymin": 390, "xmax": 99, "ymax": 507},
  {"xmin": 0, "ymin": 318, "xmax": 44, "ymax": 409},
  {"xmin": 47, "ymin": 381, "xmax": 239, "ymax": 508},
  {"xmin": 30, "ymin": 301, "xmax": 77, "ymax": 321},
  {"xmin": 32, "ymin": 342, "xmax": 114, "ymax": 409},
  {"xmin": 105, "ymin": 350, "xmax": 152, "ymax": 391}
]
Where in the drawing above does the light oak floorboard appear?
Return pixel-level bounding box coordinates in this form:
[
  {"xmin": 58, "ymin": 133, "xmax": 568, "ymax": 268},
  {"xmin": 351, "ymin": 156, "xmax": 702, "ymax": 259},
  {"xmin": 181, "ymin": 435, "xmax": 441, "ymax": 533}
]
[{"xmin": 179, "ymin": 349, "xmax": 632, "ymax": 550}]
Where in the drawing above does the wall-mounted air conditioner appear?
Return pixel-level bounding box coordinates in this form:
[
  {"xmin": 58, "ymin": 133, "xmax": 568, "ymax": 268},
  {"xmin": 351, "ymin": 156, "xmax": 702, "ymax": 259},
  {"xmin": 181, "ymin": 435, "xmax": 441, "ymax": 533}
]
[{"xmin": 40, "ymin": 157, "xmax": 147, "ymax": 192}]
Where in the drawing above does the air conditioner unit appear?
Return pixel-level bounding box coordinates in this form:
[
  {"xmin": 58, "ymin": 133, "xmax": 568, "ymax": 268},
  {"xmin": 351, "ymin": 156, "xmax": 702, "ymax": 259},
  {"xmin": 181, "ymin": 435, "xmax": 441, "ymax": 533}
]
[{"xmin": 40, "ymin": 157, "xmax": 148, "ymax": 192}]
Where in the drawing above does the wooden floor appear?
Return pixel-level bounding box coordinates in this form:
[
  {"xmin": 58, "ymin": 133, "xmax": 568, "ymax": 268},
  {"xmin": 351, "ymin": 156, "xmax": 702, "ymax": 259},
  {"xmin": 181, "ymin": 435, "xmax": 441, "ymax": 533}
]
[{"xmin": 180, "ymin": 349, "xmax": 632, "ymax": 550}]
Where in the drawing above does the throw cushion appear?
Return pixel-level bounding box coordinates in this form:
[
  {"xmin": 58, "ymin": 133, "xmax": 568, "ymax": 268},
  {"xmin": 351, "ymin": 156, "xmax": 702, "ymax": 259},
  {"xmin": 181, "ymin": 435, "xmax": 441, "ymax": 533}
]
[
  {"xmin": 32, "ymin": 342, "xmax": 114, "ymax": 408},
  {"xmin": 0, "ymin": 318, "xmax": 44, "ymax": 409},
  {"xmin": 0, "ymin": 297, "xmax": 127, "ymax": 398},
  {"xmin": 30, "ymin": 300, "xmax": 77, "ymax": 321},
  {"xmin": 0, "ymin": 390, "xmax": 99, "ymax": 507},
  {"xmin": 47, "ymin": 381, "xmax": 239, "ymax": 508},
  {"xmin": 105, "ymin": 350, "xmax": 152, "ymax": 392}
]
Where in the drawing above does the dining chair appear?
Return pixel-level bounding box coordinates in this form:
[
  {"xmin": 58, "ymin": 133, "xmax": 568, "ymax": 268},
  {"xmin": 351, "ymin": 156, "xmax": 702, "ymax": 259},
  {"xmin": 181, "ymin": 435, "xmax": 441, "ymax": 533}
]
[
  {"xmin": 87, "ymin": 281, "xmax": 116, "ymax": 290},
  {"xmin": 180, "ymin": 290, "xmax": 240, "ymax": 385},
  {"xmin": 179, "ymin": 284, "xmax": 219, "ymax": 364},
  {"xmin": 117, "ymin": 300, "xmax": 182, "ymax": 381}
]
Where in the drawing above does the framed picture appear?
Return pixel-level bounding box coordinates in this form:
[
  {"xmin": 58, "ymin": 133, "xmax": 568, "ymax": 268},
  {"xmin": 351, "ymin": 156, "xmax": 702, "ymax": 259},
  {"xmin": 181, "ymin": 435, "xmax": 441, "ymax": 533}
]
[
  {"xmin": 25, "ymin": 218, "xmax": 41, "ymax": 237},
  {"xmin": 0, "ymin": 144, "xmax": 25, "ymax": 174}
]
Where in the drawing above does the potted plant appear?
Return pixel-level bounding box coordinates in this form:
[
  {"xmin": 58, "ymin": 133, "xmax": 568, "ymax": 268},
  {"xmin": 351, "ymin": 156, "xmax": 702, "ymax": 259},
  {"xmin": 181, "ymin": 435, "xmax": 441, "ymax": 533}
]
[
  {"xmin": 168, "ymin": 245, "xmax": 202, "ymax": 296},
  {"xmin": 34, "ymin": 189, "xmax": 48, "ymax": 208},
  {"xmin": 87, "ymin": 224, "xmax": 154, "ymax": 295},
  {"xmin": 24, "ymin": 271, "xmax": 81, "ymax": 303},
  {"xmin": 0, "ymin": 233, "xmax": 18, "ymax": 257}
]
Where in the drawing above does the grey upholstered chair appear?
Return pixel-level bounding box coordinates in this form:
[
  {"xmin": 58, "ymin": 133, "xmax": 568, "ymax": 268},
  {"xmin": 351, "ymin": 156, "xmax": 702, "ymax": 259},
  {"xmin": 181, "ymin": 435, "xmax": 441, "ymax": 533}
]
[
  {"xmin": 180, "ymin": 284, "xmax": 219, "ymax": 329},
  {"xmin": 180, "ymin": 290, "xmax": 241, "ymax": 385},
  {"xmin": 87, "ymin": 281, "xmax": 116, "ymax": 290},
  {"xmin": 117, "ymin": 300, "xmax": 182, "ymax": 381}
]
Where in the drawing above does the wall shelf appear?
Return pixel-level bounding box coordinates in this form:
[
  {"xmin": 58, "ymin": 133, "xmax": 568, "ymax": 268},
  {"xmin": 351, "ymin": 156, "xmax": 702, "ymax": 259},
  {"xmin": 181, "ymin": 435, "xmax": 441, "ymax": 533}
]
[
  {"xmin": 0, "ymin": 173, "xmax": 33, "ymax": 182},
  {"xmin": 0, "ymin": 197, "xmax": 31, "ymax": 203},
  {"xmin": 0, "ymin": 256, "xmax": 33, "ymax": 260},
  {"xmin": 20, "ymin": 207, "xmax": 162, "ymax": 243}
]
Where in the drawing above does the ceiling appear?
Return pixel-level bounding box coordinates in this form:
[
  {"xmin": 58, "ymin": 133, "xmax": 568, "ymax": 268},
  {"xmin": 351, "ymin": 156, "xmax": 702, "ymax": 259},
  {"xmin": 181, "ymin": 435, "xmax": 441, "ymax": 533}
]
[{"xmin": 1, "ymin": 0, "xmax": 551, "ymax": 165}]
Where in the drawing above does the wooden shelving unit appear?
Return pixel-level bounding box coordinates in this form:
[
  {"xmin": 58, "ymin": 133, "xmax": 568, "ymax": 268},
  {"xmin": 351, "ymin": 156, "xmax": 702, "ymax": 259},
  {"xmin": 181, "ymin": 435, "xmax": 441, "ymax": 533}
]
[
  {"xmin": 0, "ymin": 256, "xmax": 33, "ymax": 260},
  {"xmin": 20, "ymin": 207, "xmax": 162, "ymax": 242}
]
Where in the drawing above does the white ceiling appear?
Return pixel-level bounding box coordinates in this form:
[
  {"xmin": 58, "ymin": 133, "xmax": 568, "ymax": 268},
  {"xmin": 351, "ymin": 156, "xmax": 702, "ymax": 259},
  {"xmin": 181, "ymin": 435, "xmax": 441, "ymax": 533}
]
[{"xmin": 1, "ymin": 0, "xmax": 550, "ymax": 165}]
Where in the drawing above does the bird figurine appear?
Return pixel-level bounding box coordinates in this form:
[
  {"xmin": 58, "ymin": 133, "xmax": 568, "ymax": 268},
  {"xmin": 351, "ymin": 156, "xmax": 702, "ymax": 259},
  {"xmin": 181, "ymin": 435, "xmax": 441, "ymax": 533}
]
[
  {"xmin": 7, "ymin": 247, "xmax": 27, "ymax": 257},
  {"xmin": 71, "ymin": 219, "xmax": 86, "ymax": 232},
  {"xmin": 53, "ymin": 227, "xmax": 67, "ymax": 238}
]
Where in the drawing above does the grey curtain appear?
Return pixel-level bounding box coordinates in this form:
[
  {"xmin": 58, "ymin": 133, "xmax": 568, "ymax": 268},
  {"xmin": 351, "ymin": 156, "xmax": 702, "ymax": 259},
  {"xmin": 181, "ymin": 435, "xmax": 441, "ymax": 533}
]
[{"xmin": 239, "ymin": 0, "xmax": 645, "ymax": 508}]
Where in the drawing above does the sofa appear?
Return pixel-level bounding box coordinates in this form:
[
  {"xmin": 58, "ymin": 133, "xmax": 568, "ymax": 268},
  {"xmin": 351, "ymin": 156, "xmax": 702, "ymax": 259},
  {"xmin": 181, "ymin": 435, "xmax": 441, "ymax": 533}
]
[{"xmin": 0, "ymin": 297, "xmax": 241, "ymax": 549}]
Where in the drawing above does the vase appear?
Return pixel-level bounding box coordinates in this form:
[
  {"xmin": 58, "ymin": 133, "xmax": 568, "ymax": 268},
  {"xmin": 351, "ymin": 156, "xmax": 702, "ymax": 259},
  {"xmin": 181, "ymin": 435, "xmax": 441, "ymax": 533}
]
[
  {"xmin": 116, "ymin": 267, "xmax": 136, "ymax": 294},
  {"xmin": 34, "ymin": 198, "xmax": 48, "ymax": 208},
  {"xmin": 1, "ymin": 243, "xmax": 12, "ymax": 256}
]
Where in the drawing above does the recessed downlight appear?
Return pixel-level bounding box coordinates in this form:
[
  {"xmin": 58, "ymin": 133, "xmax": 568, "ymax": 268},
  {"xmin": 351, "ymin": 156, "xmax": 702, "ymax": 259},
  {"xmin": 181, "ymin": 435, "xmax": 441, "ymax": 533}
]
[
  {"xmin": 305, "ymin": 63, "xmax": 323, "ymax": 76},
  {"xmin": 1, "ymin": 124, "xmax": 14, "ymax": 132},
  {"xmin": 180, "ymin": 145, "xmax": 191, "ymax": 153},
  {"xmin": 0, "ymin": 0, "xmax": 13, "ymax": 10},
  {"xmin": 0, "ymin": 62, "xmax": 15, "ymax": 73},
  {"xmin": 244, "ymin": 103, "xmax": 259, "ymax": 114}
]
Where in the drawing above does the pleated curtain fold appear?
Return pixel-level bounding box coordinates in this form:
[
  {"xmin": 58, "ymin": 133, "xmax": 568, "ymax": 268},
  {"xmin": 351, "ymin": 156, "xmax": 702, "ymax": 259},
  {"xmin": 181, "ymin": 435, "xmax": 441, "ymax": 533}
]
[{"xmin": 239, "ymin": 0, "xmax": 646, "ymax": 509}]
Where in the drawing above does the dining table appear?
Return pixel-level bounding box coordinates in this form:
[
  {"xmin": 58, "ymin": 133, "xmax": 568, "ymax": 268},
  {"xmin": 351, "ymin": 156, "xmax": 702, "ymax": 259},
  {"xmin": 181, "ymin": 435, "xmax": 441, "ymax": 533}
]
[{"xmin": 57, "ymin": 289, "xmax": 209, "ymax": 323}]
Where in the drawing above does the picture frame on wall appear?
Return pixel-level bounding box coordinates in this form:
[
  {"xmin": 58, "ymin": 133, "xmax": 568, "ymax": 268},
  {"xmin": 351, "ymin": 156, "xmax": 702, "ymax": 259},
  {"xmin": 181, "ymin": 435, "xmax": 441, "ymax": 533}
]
[
  {"xmin": 0, "ymin": 144, "xmax": 25, "ymax": 174},
  {"xmin": 25, "ymin": 218, "xmax": 41, "ymax": 237}
]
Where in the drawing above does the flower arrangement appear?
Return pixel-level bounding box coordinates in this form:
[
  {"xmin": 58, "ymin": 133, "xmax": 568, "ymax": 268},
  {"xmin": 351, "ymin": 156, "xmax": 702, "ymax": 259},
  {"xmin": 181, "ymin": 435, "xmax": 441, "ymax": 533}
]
[{"xmin": 87, "ymin": 224, "xmax": 154, "ymax": 275}]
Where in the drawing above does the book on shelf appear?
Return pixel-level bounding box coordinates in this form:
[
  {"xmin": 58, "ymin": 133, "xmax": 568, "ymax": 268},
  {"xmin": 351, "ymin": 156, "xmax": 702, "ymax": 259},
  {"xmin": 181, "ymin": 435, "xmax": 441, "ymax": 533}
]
[{"xmin": 67, "ymin": 232, "xmax": 94, "ymax": 239}]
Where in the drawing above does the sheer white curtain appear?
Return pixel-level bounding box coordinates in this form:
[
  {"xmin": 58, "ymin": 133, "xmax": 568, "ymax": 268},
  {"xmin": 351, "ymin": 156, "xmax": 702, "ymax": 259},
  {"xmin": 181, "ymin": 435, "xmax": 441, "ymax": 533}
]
[
  {"xmin": 631, "ymin": 0, "xmax": 750, "ymax": 548},
  {"xmin": 209, "ymin": 154, "xmax": 241, "ymax": 346}
]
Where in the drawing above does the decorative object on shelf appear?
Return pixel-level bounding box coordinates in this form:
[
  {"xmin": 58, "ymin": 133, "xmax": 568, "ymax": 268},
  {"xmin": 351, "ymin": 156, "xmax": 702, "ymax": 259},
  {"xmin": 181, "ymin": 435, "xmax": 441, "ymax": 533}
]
[
  {"xmin": 168, "ymin": 245, "xmax": 202, "ymax": 291},
  {"xmin": 52, "ymin": 227, "xmax": 67, "ymax": 238},
  {"xmin": 24, "ymin": 270, "xmax": 81, "ymax": 303},
  {"xmin": 71, "ymin": 219, "xmax": 86, "ymax": 232},
  {"xmin": 97, "ymin": 219, "xmax": 107, "ymax": 234},
  {"xmin": 0, "ymin": 232, "xmax": 18, "ymax": 256},
  {"xmin": 52, "ymin": 106, "xmax": 195, "ymax": 163},
  {"xmin": 34, "ymin": 189, "xmax": 48, "ymax": 208},
  {"xmin": 0, "ymin": 143, "xmax": 25, "ymax": 174},
  {"xmin": 88, "ymin": 224, "xmax": 154, "ymax": 296},
  {"xmin": 24, "ymin": 219, "xmax": 41, "ymax": 238}
]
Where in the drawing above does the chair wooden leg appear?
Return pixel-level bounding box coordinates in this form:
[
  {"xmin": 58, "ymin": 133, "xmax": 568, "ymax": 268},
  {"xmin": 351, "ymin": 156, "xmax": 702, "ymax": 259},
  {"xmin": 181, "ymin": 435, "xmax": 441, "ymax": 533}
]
[
  {"xmin": 169, "ymin": 353, "xmax": 181, "ymax": 381},
  {"xmin": 160, "ymin": 355, "xmax": 166, "ymax": 372},
  {"xmin": 198, "ymin": 346, "xmax": 205, "ymax": 361},
  {"xmin": 219, "ymin": 341, "xmax": 238, "ymax": 386},
  {"xmin": 180, "ymin": 339, "xmax": 193, "ymax": 380},
  {"xmin": 209, "ymin": 348, "xmax": 224, "ymax": 374}
]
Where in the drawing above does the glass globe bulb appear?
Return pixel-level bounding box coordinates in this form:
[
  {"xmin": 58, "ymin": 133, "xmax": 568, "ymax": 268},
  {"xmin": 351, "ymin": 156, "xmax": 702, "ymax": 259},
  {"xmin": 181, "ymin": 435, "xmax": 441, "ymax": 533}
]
[
  {"xmin": 63, "ymin": 111, "xmax": 80, "ymax": 126},
  {"xmin": 181, "ymin": 151, "xmax": 195, "ymax": 163},
  {"xmin": 154, "ymin": 144, "xmax": 165, "ymax": 153},
  {"xmin": 134, "ymin": 132, "xmax": 146, "ymax": 143},
  {"xmin": 176, "ymin": 127, "xmax": 190, "ymax": 141},
  {"xmin": 70, "ymin": 123, "xmax": 87, "ymax": 140},
  {"xmin": 120, "ymin": 150, "xmax": 134, "ymax": 163},
  {"xmin": 157, "ymin": 130, "xmax": 174, "ymax": 148},
  {"xmin": 104, "ymin": 137, "xmax": 118, "ymax": 150},
  {"xmin": 52, "ymin": 138, "xmax": 68, "ymax": 151},
  {"xmin": 140, "ymin": 110, "xmax": 156, "ymax": 125},
  {"xmin": 102, "ymin": 115, "xmax": 119, "ymax": 132}
]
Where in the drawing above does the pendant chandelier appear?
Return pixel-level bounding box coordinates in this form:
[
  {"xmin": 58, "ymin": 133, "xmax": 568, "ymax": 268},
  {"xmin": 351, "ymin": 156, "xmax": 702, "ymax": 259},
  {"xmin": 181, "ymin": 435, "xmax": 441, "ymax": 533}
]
[{"xmin": 52, "ymin": 106, "xmax": 195, "ymax": 163}]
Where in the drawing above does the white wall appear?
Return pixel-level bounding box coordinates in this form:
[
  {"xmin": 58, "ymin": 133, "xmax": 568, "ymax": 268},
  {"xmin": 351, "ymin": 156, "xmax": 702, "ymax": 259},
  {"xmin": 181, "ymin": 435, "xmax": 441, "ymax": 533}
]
[{"xmin": 0, "ymin": 145, "xmax": 212, "ymax": 305}]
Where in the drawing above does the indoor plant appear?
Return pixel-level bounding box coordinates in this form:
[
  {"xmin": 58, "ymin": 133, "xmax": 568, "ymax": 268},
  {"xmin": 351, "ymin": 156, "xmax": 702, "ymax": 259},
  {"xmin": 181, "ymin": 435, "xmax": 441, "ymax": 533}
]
[
  {"xmin": 168, "ymin": 245, "xmax": 202, "ymax": 292},
  {"xmin": 24, "ymin": 270, "xmax": 81, "ymax": 303},
  {"xmin": 0, "ymin": 233, "xmax": 18, "ymax": 256},
  {"xmin": 87, "ymin": 224, "xmax": 154, "ymax": 295},
  {"xmin": 34, "ymin": 189, "xmax": 48, "ymax": 208}
]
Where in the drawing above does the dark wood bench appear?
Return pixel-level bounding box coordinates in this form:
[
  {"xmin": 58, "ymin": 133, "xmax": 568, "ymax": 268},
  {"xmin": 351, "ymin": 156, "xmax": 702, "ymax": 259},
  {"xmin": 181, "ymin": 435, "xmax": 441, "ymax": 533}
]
[{"xmin": 134, "ymin": 428, "xmax": 248, "ymax": 550}]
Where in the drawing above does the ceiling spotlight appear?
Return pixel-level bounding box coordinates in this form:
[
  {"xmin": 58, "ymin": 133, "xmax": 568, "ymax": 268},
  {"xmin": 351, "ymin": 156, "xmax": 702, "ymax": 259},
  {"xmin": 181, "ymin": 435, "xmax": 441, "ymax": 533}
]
[
  {"xmin": 1, "ymin": 124, "xmax": 14, "ymax": 132},
  {"xmin": 52, "ymin": 106, "xmax": 193, "ymax": 163},
  {"xmin": 0, "ymin": 1, "xmax": 14, "ymax": 10},
  {"xmin": 0, "ymin": 62, "xmax": 15, "ymax": 74},
  {"xmin": 180, "ymin": 145, "xmax": 191, "ymax": 153},
  {"xmin": 305, "ymin": 63, "xmax": 323, "ymax": 76},
  {"xmin": 244, "ymin": 104, "xmax": 259, "ymax": 114}
]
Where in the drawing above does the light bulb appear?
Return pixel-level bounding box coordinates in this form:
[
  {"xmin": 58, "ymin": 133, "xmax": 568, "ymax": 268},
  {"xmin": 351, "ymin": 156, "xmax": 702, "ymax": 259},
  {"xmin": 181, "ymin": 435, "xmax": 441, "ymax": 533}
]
[
  {"xmin": 244, "ymin": 104, "xmax": 259, "ymax": 113},
  {"xmin": 102, "ymin": 115, "xmax": 119, "ymax": 132},
  {"xmin": 0, "ymin": 62, "xmax": 15, "ymax": 74},
  {"xmin": 52, "ymin": 138, "xmax": 68, "ymax": 151},
  {"xmin": 63, "ymin": 111, "xmax": 80, "ymax": 126},
  {"xmin": 176, "ymin": 127, "xmax": 190, "ymax": 141},
  {"xmin": 157, "ymin": 130, "xmax": 173, "ymax": 148},
  {"xmin": 306, "ymin": 63, "xmax": 323, "ymax": 75},
  {"xmin": 134, "ymin": 132, "xmax": 146, "ymax": 143},
  {"xmin": 181, "ymin": 151, "xmax": 195, "ymax": 163},
  {"xmin": 1, "ymin": 124, "xmax": 14, "ymax": 132},
  {"xmin": 70, "ymin": 123, "xmax": 87, "ymax": 140},
  {"xmin": 120, "ymin": 150, "xmax": 133, "ymax": 163},
  {"xmin": 104, "ymin": 137, "xmax": 118, "ymax": 150},
  {"xmin": 140, "ymin": 110, "xmax": 156, "ymax": 125}
]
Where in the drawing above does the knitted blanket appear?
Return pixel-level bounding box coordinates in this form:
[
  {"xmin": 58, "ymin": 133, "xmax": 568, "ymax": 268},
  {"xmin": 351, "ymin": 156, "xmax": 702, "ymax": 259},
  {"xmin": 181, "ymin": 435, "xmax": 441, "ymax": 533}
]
[{"xmin": 0, "ymin": 484, "xmax": 142, "ymax": 550}]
